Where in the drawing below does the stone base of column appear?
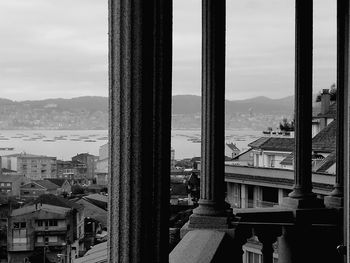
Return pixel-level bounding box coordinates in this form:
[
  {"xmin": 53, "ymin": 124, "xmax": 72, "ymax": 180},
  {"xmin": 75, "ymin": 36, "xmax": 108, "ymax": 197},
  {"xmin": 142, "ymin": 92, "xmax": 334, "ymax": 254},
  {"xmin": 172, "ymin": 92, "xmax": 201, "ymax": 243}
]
[
  {"xmin": 281, "ymin": 196, "xmax": 324, "ymax": 209},
  {"xmin": 324, "ymin": 195, "xmax": 343, "ymax": 208},
  {"xmin": 188, "ymin": 214, "xmax": 230, "ymax": 228},
  {"xmin": 180, "ymin": 214, "xmax": 232, "ymax": 239}
]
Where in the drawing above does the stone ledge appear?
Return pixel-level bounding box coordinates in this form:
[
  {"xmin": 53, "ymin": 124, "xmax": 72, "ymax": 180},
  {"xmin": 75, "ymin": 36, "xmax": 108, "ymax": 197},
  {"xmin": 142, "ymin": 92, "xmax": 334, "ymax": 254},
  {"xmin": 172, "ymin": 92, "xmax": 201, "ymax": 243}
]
[{"xmin": 169, "ymin": 230, "xmax": 233, "ymax": 263}]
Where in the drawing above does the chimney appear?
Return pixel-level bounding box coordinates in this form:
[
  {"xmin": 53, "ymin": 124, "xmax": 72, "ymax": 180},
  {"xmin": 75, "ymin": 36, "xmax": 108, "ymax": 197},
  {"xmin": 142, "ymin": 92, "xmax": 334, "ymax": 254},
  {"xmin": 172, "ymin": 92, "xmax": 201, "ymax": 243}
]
[{"xmin": 321, "ymin": 89, "xmax": 330, "ymax": 115}]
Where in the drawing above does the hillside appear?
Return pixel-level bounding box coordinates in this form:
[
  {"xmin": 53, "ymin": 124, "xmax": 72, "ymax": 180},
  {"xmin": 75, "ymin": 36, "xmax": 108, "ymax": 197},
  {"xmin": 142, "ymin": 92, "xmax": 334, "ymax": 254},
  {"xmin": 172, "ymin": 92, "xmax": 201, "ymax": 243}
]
[{"xmin": 0, "ymin": 95, "xmax": 298, "ymax": 130}]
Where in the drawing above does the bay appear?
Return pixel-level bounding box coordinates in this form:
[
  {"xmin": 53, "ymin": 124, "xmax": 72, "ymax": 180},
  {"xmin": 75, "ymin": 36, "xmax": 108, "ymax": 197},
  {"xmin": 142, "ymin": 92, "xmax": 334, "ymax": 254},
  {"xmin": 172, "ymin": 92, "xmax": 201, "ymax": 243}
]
[{"xmin": 0, "ymin": 129, "xmax": 262, "ymax": 161}]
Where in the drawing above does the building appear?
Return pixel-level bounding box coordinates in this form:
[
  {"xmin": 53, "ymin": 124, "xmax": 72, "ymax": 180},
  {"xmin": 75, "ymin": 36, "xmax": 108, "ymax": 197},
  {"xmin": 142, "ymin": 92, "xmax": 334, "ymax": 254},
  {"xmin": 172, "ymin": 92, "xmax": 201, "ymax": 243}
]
[
  {"xmin": 7, "ymin": 194, "xmax": 82, "ymax": 263},
  {"xmin": 106, "ymin": 1, "xmax": 348, "ymax": 262},
  {"xmin": 0, "ymin": 174, "xmax": 30, "ymax": 197},
  {"xmin": 225, "ymin": 143, "xmax": 240, "ymax": 158},
  {"xmin": 95, "ymin": 144, "xmax": 108, "ymax": 186},
  {"xmin": 1, "ymin": 153, "xmax": 57, "ymax": 180},
  {"xmin": 249, "ymin": 137, "xmax": 294, "ymax": 169},
  {"xmin": 71, "ymin": 196, "xmax": 107, "ymax": 260},
  {"xmin": 46, "ymin": 179, "xmax": 72, "ymax": 196},
  {"xmin": 20, "ymin": 180, "xmax": 59, "ymax": 200},
  {"xmin": 56, "ymin": 160, "xmax": 87, "ymax": 183},
  {"xmin": 171, "ymin": 147, "xmax": 176, "ymax": 169},
  {"xmin": 312, "ymin": 89, "xmax": 336, "ymax": 137},
  {"xmin": 225, "ymin": 148, "xmax": 254, "ymax": 166},
  {"xmin": 71, "ymin": 154, "xmax": 96, "ymax": 183},
  {"xmin": 73, "ymin": 242, "xmax": 107, "ymax": 263}
]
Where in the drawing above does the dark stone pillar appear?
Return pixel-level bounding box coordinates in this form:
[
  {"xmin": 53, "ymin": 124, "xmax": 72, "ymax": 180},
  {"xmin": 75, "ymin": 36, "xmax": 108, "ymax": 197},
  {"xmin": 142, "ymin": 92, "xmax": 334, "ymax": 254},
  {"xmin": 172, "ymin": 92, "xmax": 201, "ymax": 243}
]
[
  {"xmin": 192, "ymin": 0, "xmax": 226, "ymax": 217},
  {"xmin": 282, "ymin": 0, "xmax": 323, "ymax": 208},
  {"xmin": 108, "ymin": 0, "xmax": 172, "ymax": 262},
  {"xmin": 325, "ymin": 0, "xmax": 348, "ymax": 208},
  {"xmin": 188, "ymin": 0, "xmax": 229, "ymax": 229}
]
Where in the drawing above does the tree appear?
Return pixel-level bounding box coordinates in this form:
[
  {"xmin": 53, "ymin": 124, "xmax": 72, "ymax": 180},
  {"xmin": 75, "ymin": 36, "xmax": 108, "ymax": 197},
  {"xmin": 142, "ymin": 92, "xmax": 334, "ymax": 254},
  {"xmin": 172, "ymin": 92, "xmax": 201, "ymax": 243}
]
[{"xmin": 279, "ymin": 118, "xmax": 294, "ymax": 131}]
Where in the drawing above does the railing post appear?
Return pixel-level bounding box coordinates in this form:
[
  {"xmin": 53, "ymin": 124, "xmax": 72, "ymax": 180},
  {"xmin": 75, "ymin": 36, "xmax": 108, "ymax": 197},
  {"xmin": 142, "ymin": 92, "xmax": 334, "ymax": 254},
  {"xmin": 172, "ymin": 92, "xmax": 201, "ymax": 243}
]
[
  {"xmin": 108, "ymin": 0, "xmax": 172, "ymax": 262},
  {"xmin": 255, "ymin": 226, "xmax": 280, "ymax": 263},
  {"xmin": 188, "ymin": 0, "xmax": 230, "ymax": 229},
  {"xmin": 282, "ymin": 0, "xmax": 323, "ymax": 208}
]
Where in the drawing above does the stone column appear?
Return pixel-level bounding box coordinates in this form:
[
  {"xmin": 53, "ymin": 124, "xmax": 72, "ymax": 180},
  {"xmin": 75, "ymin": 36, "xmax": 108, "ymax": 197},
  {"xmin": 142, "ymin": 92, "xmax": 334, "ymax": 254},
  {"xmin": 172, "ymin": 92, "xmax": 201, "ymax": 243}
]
[
  {"xmin": 190, "ymin": 0, "xmax": 228, "ymax": 226},
  {"xmin": 253, "ymin": 186, "xmax": 263, "ymax": 208},
  {"xmin": 325, "ymin": 0, "xmax": 348, "ymax": 208},
  {"xmin": 283, "ymin": 0, "xmax": 323, "ymax": 208},
  {"xmin": 241, "ymin": 184, "xmax": 248, "ymax": 209},
  {"xmin": 108, "ymin": 0, "xmax": 172, "ymax": 262}
]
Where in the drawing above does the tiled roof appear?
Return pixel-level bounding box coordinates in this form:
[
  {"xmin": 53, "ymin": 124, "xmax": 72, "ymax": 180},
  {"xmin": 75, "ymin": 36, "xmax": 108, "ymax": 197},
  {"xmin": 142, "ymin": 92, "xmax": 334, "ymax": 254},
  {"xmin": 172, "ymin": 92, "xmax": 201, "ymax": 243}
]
[
  {"xmin": 232, "ymin": 148, "xmax": 253, "ymax": 160},
  {"xmin": 30, "ymin": 194, "xmax": 82, "ymax": 210},
  {"xmin": 280, "ymin": 153, "xmax": 294, "ymax": 166},
  {"xmin": 248, "ymin": 137, "xmax": 294, "ymax": 152},
  {"xmin": 75, "ymin": 199, "xmax": 107, "ymax": 227},
  {"xmin": 3, "ymin": 153, "xmax": 55, "ymax": 159},
  {"xmin": 46, "ymin": 178, "xmax": 69, "ymax": 187},
  {"xmin": 226, "ymin": 143, "xmax": 240, "ymax": 152},
  {"xmin": 73, "ymin": 242, "xmax": 107, "ymax": 263},
  {"xmin": 83, "ymin": 194, "xmax": 108, "ymax": 210},
  {"xmin": 11, "ymin": 204, "xmax": 70, "ymax": 217},
  {"xmin": 0, "ymin": 174, "xmax": 25, "ymax": 182},
  {"xmin": 1, "ymin": 168, "xmax": 16, "ymax": 173},
  {"xmin": 33, "ymin": 180, "xmax": 59, "ymax": 190},
  {"xmin": 312, "ymin": 120, "xmax": 336, "ymax": 152},
  {"xmin": 315, "ymin": 152, "xmax": 336, "ymax": 173},
  {"xmin": 249, "ymin": 121, "xmax": 335, "ymax": 153}
]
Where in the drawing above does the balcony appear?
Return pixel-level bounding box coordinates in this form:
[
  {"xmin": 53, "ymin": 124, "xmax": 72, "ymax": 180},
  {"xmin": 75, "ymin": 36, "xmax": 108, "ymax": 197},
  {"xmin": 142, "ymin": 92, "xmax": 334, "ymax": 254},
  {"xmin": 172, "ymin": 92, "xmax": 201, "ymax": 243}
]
[
  {"xmin": 225, "ymin": 165, "xmax": 335, "ymax": 195},
  {"xmin": 106, "ymin": 0, "xmax": 348, "ymax": 262}
]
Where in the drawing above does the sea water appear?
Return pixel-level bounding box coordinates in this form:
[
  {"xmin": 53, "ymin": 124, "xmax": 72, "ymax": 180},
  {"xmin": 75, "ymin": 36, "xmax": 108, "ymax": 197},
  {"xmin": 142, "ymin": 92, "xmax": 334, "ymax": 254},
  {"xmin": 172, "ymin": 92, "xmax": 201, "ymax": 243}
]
[{"xmin": 0, "ymin": 129, "xmax": 262, "ymax": 160}]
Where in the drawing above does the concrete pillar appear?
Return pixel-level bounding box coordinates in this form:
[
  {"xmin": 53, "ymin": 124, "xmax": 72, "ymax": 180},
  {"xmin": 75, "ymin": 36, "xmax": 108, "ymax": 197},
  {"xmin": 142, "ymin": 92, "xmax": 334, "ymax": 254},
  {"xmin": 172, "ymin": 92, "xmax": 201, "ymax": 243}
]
[
  {"xmin": 241, "ymin": 184, "xmax": 248, "ymax": 209},
  {"xmin": 283, "ymin": 0, "xmax": 323, "ymax": 208},
  {"xmin": 108, "ymin": 0, "xmax": 172, "ymax": 261},
  {"xmin": 325, "ymin": 0, "xmax": 348, "ymax": 208},
  {"xmin": 254, "ymin": 186, "xmax": 263, "ymax": 207},
  {"xmin": 190, "ymin": 0, "xmax": 228, "ymax": 228},
  {"xmin": 278, "ymin": 189, "xmax": 285, "ymax": 205}
]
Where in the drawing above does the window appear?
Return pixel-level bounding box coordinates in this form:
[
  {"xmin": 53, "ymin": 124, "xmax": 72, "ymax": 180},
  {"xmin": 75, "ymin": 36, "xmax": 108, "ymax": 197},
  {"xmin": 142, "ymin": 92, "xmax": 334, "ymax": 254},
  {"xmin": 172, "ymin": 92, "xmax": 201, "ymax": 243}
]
[
  {"xmin": 37, "ymin": 220, "xmax": 43, "ymax": 227},
  {"xmin": 13, "ymin": 223, "xmax": 20, "ymax": 229},
  {"xmin": 13, "ymin": 229, "xmax": 27, "ymax": 244},
  {"xmin": 0, "ymin": 183, "xmax": 4, "ymax": 187},
  {"xmin": 49, "ymin": 219, "xmax": 58, "ymax": 226},
  {"xmin": 37, "ymin": 236, "xmax": 43, "ymax": 243},
  {"xmin": 49, "ymin": 236, "xmax": 58, "ymax": 243},
  {"xmin": 6, "ymin": 183, "xmax": 11, "ymax": 187}
]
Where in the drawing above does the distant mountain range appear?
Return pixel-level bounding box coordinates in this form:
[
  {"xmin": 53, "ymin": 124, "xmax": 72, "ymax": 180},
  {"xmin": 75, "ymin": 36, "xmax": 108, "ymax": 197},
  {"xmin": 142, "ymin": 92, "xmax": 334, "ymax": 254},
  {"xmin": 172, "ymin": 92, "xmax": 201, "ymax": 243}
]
[
  {"xmin": 0, "ymin": 95, "xmax": 314, "ymax": 130},
  {"xmin": 172, "ymin": 95, "xmax": 295, "ymax": 114}
]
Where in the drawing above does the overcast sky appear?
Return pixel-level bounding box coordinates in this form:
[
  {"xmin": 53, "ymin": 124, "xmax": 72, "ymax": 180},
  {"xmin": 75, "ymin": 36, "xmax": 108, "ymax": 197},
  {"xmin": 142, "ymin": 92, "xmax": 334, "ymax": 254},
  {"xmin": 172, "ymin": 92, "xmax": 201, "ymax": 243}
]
[{"xmin": 0, "ymin": 0, "xmax": 336, "ymax": 101}]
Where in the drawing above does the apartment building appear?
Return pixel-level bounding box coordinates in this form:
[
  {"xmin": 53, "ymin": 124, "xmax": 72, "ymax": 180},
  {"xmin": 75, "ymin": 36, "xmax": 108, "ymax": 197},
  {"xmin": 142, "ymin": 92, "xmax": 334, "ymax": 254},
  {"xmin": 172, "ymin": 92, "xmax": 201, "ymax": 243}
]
[
  {"xmin": 0, "ymin": 174, "xmax": 30, "ymax": 197},
  {"xmin": 7, "ymin": 194, "xmax": 82, "ymax": 263},
  {"xmin": 56, "ymin": 160, "xmax": 87, "ymax": 183},
  {"xmin": 1, "ymin": 153, "xmax": 57, "ymax": 180},
  {"xmin": 20, "ymin": 180, "xmax": 59, "ymax": 200}
]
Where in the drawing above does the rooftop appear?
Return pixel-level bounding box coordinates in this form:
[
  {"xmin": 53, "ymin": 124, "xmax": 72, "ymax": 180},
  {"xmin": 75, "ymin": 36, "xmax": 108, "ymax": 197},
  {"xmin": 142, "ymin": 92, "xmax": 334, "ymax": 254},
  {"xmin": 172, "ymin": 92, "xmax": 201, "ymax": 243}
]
[
  {"xmin": 46, "ymin": 178, "xmax": 70, "ymax": 187},
  {"xmin": 248, "ymin": 137, "xmax": 294, "ymax": 152},
  {"xmin": 73, "ymin": 241, "xmax": 107, "ymax": 263},
  {"xmin": 312, "ymin": 120, "xmax": 336, "ymax": 153},
  {"xmin": 0, "ymin": 174, "xmax": 26, "ymax": 182},
  {"xmin": 315, "ymin": 151, "xmax": 336, "ymax": 173},
  {"xmin": 30, "ymin": 194, "xmax": 82, "ymax": 210},
  {"xmin": 3, "ymin": 153, "xmax": 56, "ymax": 159}
]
